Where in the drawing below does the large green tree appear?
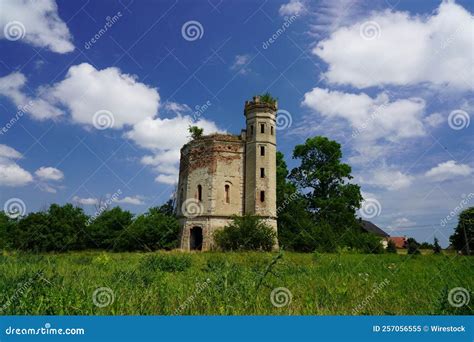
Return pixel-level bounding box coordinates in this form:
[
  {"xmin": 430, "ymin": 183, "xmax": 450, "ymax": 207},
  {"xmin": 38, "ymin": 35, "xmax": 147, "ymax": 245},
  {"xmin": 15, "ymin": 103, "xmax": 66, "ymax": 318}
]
[
  {"xmin": 13, "ymin": 204, "xmax": 88, "ymax": 252},
  {"xmin": 289, "ymin": 136, "xmax": 362, "ymax": 233},
  {"xmin": 113, "ymin": 208, "xmax": 179, "ymax": 251},
  {"xmin": 87, "ymin": 207, "xmax": 133, "ymax": 249},
  {"xmin": 276, "ymin": 151, "xmax": 315, "ymax": 251},
  {"xmin": 450, "ymin": 207, "xmax": 474, "ymax": 255}
]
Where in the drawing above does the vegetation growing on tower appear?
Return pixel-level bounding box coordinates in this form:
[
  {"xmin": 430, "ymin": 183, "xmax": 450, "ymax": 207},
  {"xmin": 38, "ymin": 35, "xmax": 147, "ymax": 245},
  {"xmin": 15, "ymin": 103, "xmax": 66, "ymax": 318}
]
[{"xmin": 258, "ymin": 92, "xmax": 278, "ymax": 106}]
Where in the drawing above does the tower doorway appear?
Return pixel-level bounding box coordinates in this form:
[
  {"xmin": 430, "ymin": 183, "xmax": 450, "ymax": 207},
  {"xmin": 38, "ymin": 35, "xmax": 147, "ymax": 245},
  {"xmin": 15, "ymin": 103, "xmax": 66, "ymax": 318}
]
[{"xmin": 190, "ymin": 226, "xmax": 203, "ymax": 251}]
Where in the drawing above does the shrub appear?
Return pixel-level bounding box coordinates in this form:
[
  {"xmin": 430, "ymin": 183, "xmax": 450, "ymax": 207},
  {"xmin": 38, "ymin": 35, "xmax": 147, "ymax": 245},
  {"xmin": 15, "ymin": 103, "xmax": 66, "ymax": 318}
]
[
  {"xmin": 407, "ymin": 238, "xmax": 420, "ymax": 255},
  {"xmin": 386, "ymin": 240, "xmax": 397, "ymax": 253},
  {"xmin": 140, "ymin": 254, "xmax": 191, "ymax": 272},
  {"xmin": 259, "ymin": 92, "xmax": 277, "ymax": 106},
  {"xmin": 214, "ymin": 215, "xmax": 276, "ymax": 251}
]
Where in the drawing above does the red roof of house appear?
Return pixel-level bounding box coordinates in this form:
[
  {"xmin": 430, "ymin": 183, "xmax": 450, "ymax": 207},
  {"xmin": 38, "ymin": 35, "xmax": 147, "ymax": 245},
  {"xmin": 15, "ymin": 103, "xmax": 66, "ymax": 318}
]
[{"xmin": 388, "ymin": 237, "xmax": 407, "ymax": 248}]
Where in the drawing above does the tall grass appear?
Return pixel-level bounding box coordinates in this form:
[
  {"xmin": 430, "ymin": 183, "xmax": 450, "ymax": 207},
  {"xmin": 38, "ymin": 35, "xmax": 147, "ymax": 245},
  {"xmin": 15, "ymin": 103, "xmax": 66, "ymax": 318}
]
[{"xmin": 0, "ymin": 250, "xmax": 472, "ymax": 315}]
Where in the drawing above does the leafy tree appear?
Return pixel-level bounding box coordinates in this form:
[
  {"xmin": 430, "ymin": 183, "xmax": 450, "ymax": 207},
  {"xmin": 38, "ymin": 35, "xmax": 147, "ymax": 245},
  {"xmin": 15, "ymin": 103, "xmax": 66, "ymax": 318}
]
[
  {"xmin": 214, "ymin": 215, "xmax": 276, "ymax": 251},
  {"xmin": 87, "ymin": 207, "xmax": 133, "ymax": 249},
  {"xmin": 14, "ymin": 212, "xmax": 51, "ymax": 252},
  {"xmin": 450, "ymin": 207, "xmax": 473, "ymax": 255},
  {"xmin": 433, "ymin": 237, "xmax": 442, "ymax": 254},
  {"xmin": 386, "ymin": 239, "xmax": 397, "ymax": 253},
  {"xmin": 113, "ymin": 208, "xmax": 179, "ymax": 251},
  {"xmin": 407, "ymin": 237, "xmax": 420, "ymax": 255},
  {"xmin": 0, "ymin": 212, "xmax": 16, "ymax": 249},
  {"xmin": 48, "ymin": 204, "xmax": 89, "ymax": 250},
  {"xmin": 14, "ymin": 204, "xmax": 88, "ymax": 252},
  {"xmin": 289, "ymin": 136, "xmax": 363, "ymax": 233},
  {"xmin": 419, "ymin": 242, "xmax": 434, "ymax": 249},
  {"xmin": 275, "ymin": 151, "xmax": 311, "ymax": 250},
  {"xmin": 188, "ymin": 125, "xmax": 203, "ymax": 140},
  {"xmin": 150, "ymin": 199, "xmax": 175, "ymax": 217}
]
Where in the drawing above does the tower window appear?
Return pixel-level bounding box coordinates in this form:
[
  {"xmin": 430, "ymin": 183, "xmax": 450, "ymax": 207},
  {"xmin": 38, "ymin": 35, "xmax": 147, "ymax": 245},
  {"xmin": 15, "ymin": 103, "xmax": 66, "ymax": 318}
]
[
  {"xmin": 260, "ymin": 146, "xmax": 265, "ymax": 156},
  {"xmin": 271, "ymin": 126, "xmax": 274, "ymax": 135},
  {"xmin": 225, "ymin": 184, "xmax": 230, "ymax": 203},
  {"xmin": 197, "ymin": 185, "xmax": 202, "ymax": 201},
  {"xmin": 261, "ymin": 124, "xmax": 265, "ymax": 133},
  {"xmin": 260, "ymin": 168, "xmax": 265, "ymax": 178},
  {"xmin": 260, "ymin": 191, "xmax": 265, "ymax": 202},
  {"xmin": 250, "ymin": 125, "xmax": 254, "ymax": 136}
]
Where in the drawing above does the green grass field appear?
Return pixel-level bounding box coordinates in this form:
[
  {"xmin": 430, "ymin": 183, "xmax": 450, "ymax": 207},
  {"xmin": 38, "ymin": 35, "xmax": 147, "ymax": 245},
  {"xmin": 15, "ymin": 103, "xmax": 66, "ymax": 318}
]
[{"xmin": 0, "ymin": 251, "xmax": 472, "ymax": 315}]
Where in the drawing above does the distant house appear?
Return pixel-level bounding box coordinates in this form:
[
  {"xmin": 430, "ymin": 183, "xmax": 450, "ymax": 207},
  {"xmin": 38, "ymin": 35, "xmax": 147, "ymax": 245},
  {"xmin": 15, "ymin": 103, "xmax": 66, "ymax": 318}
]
[
  {"xmin": 360, "ymin": 220, "xmax": 389, "ymax": 238},
  {"xmin": 386, "ymin": 236, "xmax": 407, "ymax": 249}
]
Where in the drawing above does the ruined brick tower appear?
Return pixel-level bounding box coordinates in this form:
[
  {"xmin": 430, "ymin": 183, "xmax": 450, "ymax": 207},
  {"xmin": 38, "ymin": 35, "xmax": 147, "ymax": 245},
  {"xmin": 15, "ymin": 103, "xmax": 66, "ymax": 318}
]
[{"xmin": 176, "ymin": 96, "xmax": 277, "ymax": 251}]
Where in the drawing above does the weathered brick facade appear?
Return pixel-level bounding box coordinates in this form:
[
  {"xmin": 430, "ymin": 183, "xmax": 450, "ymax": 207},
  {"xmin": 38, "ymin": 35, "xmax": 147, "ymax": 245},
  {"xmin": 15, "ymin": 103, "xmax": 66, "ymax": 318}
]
[{"xmin": 176, "ymin": 97, "xmax": 278, "ymax": 251}]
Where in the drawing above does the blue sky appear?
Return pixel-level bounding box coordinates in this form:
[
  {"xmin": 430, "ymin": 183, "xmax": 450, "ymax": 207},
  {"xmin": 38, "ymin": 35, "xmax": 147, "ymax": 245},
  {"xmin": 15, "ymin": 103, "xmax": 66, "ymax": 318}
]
[{"xmin": 0, "ymin": 0, "xmax": 473, "ymax": 246}]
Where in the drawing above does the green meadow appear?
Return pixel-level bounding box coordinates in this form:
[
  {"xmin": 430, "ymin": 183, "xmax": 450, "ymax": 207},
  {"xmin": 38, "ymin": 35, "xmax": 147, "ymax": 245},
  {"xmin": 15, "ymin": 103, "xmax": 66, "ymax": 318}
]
[{"xmin": 0, "ymin": 251, "xmax": 472, "ymax": 315}]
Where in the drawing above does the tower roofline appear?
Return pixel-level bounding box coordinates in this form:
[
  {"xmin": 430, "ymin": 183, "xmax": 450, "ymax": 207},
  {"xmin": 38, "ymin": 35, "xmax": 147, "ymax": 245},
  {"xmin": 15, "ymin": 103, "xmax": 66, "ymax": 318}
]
[{"xmin": 244, "ymin": 95, "xmax": 278, "ymax": 114}]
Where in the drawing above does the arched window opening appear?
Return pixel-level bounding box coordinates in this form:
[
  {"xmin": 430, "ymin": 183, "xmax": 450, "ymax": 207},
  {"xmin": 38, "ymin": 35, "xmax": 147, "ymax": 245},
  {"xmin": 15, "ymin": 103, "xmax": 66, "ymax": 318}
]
[
  {"xmin": 260, "ymin": 191, "xmax": 265, "ymax": 202},
  {"xmin": 260, "ymin": 123, "xmax": 265, "ymax": 133},
  {"xmin": 271, "ymin": 126, "xmax": 274, "ymax": 135},
  {"xmin": 225, "ymin": 184, "xmax": 230, "ymax": 204},
  {"xmin": 197, "ymin": 185, "xmax": 202, "ymax": 201}
]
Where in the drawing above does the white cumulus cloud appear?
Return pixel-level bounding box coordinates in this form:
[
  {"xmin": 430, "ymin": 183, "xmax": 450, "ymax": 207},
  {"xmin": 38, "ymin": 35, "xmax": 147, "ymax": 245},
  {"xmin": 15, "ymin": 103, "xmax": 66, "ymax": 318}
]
[
  {"xmin": 279, "ymin": 0, "xmax": 306, "ymax": 16},
  {"xmin": 72, "ymin": 196, "xmax": 99, "ymax": 206},
  {"xmin": 114, "ymin": 195, "xmax": 145, "ymax": 205},
  {"xmin": 35, "ymin": 166, "xmax": 64, "ymax": 181},
  {"xmin": 425, "ymin": 160, "xmax": 473, "ymax": 181},
  {"xmin": 126, "ymin": 115, "xmax": 221, "ymax": 185},
  {"xmin": 0, "ymin": 144, "xmax": 33, "ymax": 187},
  {"xmin": 0, "ymin": 72, "xmax": 64, "ymax": 120},
  {"xmin": 313, "ymin": 1, "xmax": 474, "ymax": 90},
  {"xmin": 47, "ymin": 63, "xmax": 160, "ymax": 129},
  {"xmin": 0, "ymin": 0, "xmax": 74, "ymax": 53},
  {"xmin": 359, "ymin": 166, "xmax": 414, "ymax": 191}
]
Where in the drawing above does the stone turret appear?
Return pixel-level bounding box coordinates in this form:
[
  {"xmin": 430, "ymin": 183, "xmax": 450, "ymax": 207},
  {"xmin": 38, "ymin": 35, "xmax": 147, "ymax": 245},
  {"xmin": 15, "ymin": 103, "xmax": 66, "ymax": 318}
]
[
  {"xmin": 244, "ymin": 96, "xmax": 278, "ymax": 231},
  {"xmin": 176, "ymin": 97, "xmax": 278, "ymax": 251}
]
